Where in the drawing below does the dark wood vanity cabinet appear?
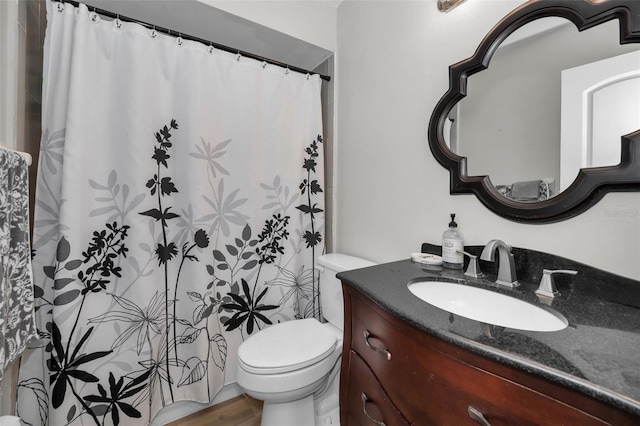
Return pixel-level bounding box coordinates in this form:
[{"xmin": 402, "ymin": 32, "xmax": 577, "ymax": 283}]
[{"xmin": 340, "ymin": 284, "xmax": 638, "ymax": 426}]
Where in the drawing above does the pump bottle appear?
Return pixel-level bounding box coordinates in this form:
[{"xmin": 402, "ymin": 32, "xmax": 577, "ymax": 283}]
[{"xmin": 442, "ymin": 213, "xmax": 464, "ymax": 269}]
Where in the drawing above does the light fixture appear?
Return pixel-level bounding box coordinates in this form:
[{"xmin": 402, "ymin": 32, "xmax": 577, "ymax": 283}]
[{"xmin": 438, "ymin": 0, "xmax": 467, "ymax": 13}]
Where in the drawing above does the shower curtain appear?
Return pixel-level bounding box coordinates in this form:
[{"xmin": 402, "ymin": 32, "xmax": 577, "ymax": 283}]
[{"xmin": 17, "ymin": 2, "xmax": 324, "ymax": 425}]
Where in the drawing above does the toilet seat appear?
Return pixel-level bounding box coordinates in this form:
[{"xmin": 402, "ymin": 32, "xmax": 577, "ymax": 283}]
[{"xmin": 238, "ymin": 318, "xmax": 337, "ymax": 375}]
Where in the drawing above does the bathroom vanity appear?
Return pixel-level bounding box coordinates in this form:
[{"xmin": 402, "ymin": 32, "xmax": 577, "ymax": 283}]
[{"xmin": 338, "ymin": 251, "xmax": 640, "ymax": 425}]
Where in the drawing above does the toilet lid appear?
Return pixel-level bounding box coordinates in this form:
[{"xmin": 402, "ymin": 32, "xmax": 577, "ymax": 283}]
[{"xmin": 238, "ymin": 318, "xmax": 337, "ymax": 374}]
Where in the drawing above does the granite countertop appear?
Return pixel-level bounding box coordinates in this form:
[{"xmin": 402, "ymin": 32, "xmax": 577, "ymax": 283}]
[{"xmin": 337, "ymin": 256, "xmax": 640, "ymax": 418}]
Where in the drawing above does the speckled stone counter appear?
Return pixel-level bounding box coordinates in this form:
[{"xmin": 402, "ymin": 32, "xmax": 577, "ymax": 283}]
[{"xmin": 336, "ymin": 249, "xmax": 640, "ymax": 418}]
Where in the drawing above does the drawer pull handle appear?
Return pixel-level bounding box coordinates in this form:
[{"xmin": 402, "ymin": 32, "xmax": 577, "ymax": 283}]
[
  {"xmin": 363, "ymin": 330, "xmax": 392, "ymax": 360},
  {"xmin": 468, "ymin": 406, "xmax": 492, "ymax": 426},
  {"xmin": 361, "ymin": 393, "xmax": 387, "ymax": 426}
]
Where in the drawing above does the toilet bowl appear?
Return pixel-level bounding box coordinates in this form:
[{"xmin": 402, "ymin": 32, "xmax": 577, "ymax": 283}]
[{"xmin": 236, "ymin": 254, "xmax": 374, "ymax": 426}]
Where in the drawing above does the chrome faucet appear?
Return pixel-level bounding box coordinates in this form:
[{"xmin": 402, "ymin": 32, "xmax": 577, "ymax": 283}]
[
  {"xmin": 535, "ymin": 269, "xmax": 578, "ymax": 298},
  {"xmin": 480, "ymin": 239, "xmax": 519, "ymax": 288},
  {"xmin": 457, "ymin": 250, "xmax": 484, "ymax": 279}
]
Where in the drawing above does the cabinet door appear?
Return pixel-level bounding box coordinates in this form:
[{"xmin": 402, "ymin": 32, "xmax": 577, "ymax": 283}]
[
  {"xmin": 349, "ymin": 292, "xmax": 608, "ymax": 426},
  {"xmin": 344, "ymin": 350, "xmax": 410, "ymax": 426}
]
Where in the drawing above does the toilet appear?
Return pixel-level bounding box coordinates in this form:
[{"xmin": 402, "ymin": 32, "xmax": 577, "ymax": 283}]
[{"xmin": 236, "ymin": 253, "xmax": 375, "ymax": 426}]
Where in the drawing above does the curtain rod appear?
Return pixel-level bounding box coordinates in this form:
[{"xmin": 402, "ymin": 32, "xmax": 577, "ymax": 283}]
[{"xmin": 58, "ymin": 0, "xmax": 331, "ymax": 82}]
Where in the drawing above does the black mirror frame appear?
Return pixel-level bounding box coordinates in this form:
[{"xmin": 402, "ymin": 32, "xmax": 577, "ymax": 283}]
[{"xmin": 428, "ymin": 0, "xmax": 640, "ymax": 223}]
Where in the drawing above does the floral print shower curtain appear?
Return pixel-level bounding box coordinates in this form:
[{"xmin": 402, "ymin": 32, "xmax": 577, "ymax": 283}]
[{"xmin": 17, "ymin": 2, "xmax": 324, "ymax": 425}]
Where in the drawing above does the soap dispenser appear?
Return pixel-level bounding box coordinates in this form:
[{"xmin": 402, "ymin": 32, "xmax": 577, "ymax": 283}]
[{"xmin": 442, "ymin": 213, "xmax": 464, "ymax": 269}]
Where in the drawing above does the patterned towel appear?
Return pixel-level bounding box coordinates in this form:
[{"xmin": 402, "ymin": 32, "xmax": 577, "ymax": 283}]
[
  {"xmin": 496, "ymin": 180, "xmax": 551, "ymax": 201},
  {"xmin": 0, "ymin": 148, "xmax": 37, "ymax": 391}
]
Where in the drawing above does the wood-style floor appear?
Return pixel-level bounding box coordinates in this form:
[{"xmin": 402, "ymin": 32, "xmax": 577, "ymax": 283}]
[{"xmin": 167, "ymin": 394, "xmax": 263, "ymax": 426}]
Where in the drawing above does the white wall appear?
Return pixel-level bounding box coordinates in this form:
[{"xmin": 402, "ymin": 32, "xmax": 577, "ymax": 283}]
[
  {"xmin": 200, "ymin": 0, "xmax": 339, "ymax": 52},
  {"xmin": 336, "ymin": 0, "xmax": 640, "ymax": 280}
]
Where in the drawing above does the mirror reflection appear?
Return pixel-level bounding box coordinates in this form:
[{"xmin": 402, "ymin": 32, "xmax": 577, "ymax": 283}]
[{"xmin": 447, "ymin": 18, "xmax": 640, "ymax": 202}]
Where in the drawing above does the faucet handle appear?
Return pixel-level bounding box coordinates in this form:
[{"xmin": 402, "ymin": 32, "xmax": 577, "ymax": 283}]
[
  {"xmin": 535, "ymin": 269, "xmax": 578, "ymax": 298},
  {"xmin": 457, "ymin": 250, "xmax": 484, "ymax": 279}
]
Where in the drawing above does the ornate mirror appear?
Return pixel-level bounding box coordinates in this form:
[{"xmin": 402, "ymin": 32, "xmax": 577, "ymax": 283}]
[{"xmin": 428, "ymin": 0, "xmax": 640, "ymax": 223}]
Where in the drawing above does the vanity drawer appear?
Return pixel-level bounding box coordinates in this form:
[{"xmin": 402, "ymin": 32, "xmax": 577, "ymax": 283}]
[
  {"xmin": 348, "ymin": 290, "xmax": 608, "ymax": 425},
  {"xmin": 344, "ymin": 349, "xmax": 410, "ymax": 426}
]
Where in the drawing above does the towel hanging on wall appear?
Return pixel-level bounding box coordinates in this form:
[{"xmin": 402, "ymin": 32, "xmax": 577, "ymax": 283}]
[
  {"xmin": 0, "ymin": 148, "xmax": 37, "ymax": 394},
  {"xmin": 0, "ymin": 145, "xmax": 32, "ymax": 167}
]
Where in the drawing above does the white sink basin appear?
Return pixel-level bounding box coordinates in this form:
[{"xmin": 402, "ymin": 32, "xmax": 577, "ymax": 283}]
[{"xmin": 408, "ymin": 281, "xmax": 568, "ymax": 332}]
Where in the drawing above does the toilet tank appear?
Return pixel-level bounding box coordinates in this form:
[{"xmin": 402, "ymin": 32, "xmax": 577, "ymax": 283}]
[{"xmin": 317, "ymin": 254, "xmax": 375, "ymax": 330}]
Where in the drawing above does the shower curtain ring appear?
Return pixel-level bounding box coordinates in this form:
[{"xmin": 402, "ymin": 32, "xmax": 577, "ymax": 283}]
[
  {"xmin": 89, "ymin": 7, "xmax": 99, "ymax": 22},
  {"xmin": 208, "ymin": 43, "xmax": 215, "ymax": 54},
  {"xmin": 236, "ymin": 53, "xmax": 242, "ymax": 62},
  {"xmin": 177, "ymin": 33, "xmax": 184, "ymax": 46},
  {"xmin": 150, "ymin": 26, "xmax": 158, "ymax": 39},
  {"xmin": 114, "ymin": 15, "xmax": 122, "ymax": 29}
]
